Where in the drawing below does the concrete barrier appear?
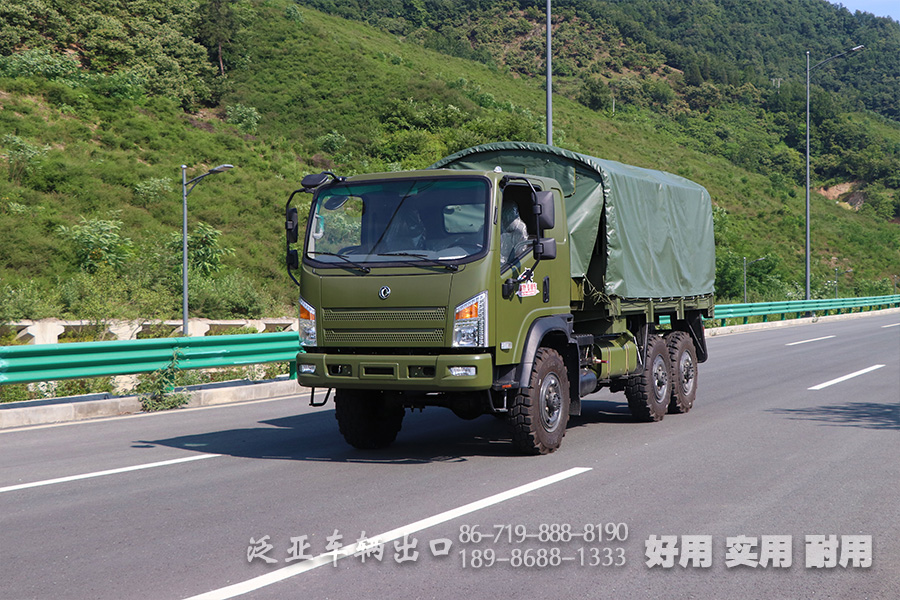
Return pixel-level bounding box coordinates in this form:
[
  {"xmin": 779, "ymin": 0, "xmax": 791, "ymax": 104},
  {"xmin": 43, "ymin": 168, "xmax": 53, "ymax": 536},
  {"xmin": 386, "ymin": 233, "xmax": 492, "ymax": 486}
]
[{"xmin": 3, "ymin": 318, "xmax": 298, "ymax": 345}]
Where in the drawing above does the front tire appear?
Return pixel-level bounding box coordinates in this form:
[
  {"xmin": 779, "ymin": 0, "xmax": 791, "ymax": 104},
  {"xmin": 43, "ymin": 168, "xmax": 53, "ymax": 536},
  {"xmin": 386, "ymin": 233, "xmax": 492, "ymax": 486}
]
[
  {"xmin": 510, "ymin": 348, "xmax": 570, "ymax": 455},
  {"xmin": 665, "ymin": 331, "xmax": 697, "ymax": 414},
  {"xmin": 625, "ymin": 335, "xmax": 671, "ymax": 422},
  {"xmin": 334, "ymin": 389, "xmax": 404, "ymax": 449}
]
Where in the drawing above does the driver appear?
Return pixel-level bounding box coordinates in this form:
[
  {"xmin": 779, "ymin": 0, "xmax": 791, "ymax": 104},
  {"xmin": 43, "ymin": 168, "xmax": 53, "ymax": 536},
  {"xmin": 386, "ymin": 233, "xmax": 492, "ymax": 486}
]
[
  {"xmin": 383, "ymin": 208, "xmax": 426, "ymax": 252},
  {"xmin": 500, "ymin": 201, "xmax": 528, "ymax": 264}
]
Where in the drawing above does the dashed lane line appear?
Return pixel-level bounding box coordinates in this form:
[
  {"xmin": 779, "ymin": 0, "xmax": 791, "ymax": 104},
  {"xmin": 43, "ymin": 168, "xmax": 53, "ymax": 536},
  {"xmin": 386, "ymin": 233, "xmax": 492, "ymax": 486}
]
[
  {"xmin": 786, "ymin": 335, "xmax": 836, "ymax": 346},
  {"xmin": 0, "ymin": 453, "xmax": 221, "ymax": 493},
  {"xmin": 808, "ymin": 365, "xmax": 886, "ymax": 391}
]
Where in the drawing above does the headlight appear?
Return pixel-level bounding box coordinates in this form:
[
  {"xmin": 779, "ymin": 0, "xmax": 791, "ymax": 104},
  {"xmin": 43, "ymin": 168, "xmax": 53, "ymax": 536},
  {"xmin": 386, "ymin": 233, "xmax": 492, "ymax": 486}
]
[
  {"xmin": 298, "ymin": 295, "xmax": 317, "ymax": 346},
  {"xmin": 452, "ymin": 291, "xmax": 487, "ymax": 347}
]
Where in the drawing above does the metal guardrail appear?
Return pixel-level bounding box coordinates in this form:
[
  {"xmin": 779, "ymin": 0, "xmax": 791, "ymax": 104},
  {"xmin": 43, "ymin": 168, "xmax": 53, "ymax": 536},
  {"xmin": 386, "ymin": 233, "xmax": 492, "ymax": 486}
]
[
  {"xmin": 1, "ymin": 296, "xmax": 898, "ymax": 386},
  {"xmin": 711, "ymin": 295, "xmax": 900, "ymax": 326},
  {"xmin": 0, "ymin": 331, "xmax": 301, "ymax": 386}
]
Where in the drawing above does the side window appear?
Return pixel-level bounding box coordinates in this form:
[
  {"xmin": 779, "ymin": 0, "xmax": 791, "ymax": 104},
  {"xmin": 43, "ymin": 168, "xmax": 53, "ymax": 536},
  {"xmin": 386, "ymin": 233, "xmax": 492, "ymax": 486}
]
[{"xmin": 500, "ymin": 186, "xmax": 535, "ymax": 267}]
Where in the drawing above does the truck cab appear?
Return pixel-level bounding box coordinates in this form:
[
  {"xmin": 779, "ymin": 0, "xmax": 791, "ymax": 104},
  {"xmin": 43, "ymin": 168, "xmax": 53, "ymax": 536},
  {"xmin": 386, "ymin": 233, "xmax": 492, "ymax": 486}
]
[{"xmin": 288, "ymin": 168, "xmax": 570, "ymax": 451}]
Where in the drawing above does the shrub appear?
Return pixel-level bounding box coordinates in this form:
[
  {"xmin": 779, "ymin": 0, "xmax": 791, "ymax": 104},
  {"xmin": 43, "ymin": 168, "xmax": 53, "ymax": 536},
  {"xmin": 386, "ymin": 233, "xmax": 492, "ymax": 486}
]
[
  {"xmin": 0, "ymin": 48, "xmax": 79, "ymax": 81},
  {"xmin": 316, "ymin": 130, "xmax": 347, "ymax": 154},
  {"xmin": 226, "ymin": 103, "xmax": 261, "ymax": 134},
  {"xmin": 189, "ymin": 272, "xmax": 269, "ymax": 318},
  {"xmin": 2, "ymin": 134, "xmax": 48, "ymax": 183},
  {"xmin": 0, "ymin": 280, "xmax": 61, "ymax": 321},
  {"xmin": 166, "ymin": 222, "xmax": 234, "ymax": 277},
  {"xmin": 57, "ymin": 216, "xmax": 133, "ymax": 273},
  {"xmin": 285, "ymin": 4, "xmax": 304, "ymax": 22},
  {"xmin": 134, "ymin": 177, "xmax": 174, "ymax": 206},
  {"xmin": 57, "ymin": 266, "xmax": 177, "ymax": 324},
  {"xmin": 134, "ymin": 352, "xmax": 194, "ymax": 411}
]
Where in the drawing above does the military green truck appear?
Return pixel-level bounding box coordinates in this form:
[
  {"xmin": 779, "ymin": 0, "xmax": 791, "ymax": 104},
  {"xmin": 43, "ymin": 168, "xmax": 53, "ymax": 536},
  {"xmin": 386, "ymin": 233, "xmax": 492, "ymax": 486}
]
[{"xmin": 285, "ymin": 142, "xmax": 715, "ymax": 454}]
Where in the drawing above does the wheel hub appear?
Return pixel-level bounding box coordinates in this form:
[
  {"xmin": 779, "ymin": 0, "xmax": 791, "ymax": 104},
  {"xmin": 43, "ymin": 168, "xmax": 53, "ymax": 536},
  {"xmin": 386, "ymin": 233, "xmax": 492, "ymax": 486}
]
[
  {"xmin": 680, "ymin": 352, "xmax": 695, "ymax": 394},
  {"xmin": 652, "ymin": 354, "xmax": 669, "ymax": 403},
  {"xmin": 540, "ymin": 373, "xmax": 563, "ymax": 431}
]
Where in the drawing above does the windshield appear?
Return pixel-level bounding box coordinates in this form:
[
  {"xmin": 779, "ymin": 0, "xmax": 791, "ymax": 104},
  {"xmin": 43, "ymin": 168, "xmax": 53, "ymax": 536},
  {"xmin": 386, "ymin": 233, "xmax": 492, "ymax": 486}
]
[{"xmin": 305, "ymin": 177, "xmax": 489, "ymax": 267}]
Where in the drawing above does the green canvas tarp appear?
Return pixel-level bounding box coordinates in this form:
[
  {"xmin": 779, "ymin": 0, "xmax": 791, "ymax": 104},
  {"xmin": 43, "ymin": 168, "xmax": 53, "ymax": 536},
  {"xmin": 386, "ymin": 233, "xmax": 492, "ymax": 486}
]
[{"xmin": 430, "ymin": 142, "xmax": 715, "ymax": 300}]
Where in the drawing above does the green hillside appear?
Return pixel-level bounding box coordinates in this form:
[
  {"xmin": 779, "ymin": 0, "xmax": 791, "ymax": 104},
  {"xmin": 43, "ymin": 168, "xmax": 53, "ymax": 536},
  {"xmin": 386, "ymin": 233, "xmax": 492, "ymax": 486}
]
[
  {"xmin": 307, "ymin": 0, "xmax": 900, "ymax": 118},
  {"xmin": 0, "ymin": 0, "xmax": 898, "ymax": 327}
]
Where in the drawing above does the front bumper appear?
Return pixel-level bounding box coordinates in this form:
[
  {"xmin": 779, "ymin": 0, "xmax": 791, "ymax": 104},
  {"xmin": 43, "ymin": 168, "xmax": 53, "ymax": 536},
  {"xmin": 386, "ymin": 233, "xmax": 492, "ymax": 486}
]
[{"xmin": 296, "ymin": 352, "xmax": 494, "ymax": 391}]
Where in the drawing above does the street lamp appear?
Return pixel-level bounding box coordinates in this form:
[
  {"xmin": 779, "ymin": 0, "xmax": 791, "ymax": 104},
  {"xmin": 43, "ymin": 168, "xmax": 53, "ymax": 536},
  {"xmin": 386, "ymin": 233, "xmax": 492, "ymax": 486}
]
[
  {"xmin": 743, "ymin": 256, "xmax": 767, "ymax": 303},
  {"xmin": 181, "ymin": 163, "xmax": 234, "ymax": 336},
  {"xmin": 834, "ymin": 267, "xmax": 852, "ymax": 299},
  {"xmin": 805, "ymin": 44, "xmax": 864, "ymax": 301}
]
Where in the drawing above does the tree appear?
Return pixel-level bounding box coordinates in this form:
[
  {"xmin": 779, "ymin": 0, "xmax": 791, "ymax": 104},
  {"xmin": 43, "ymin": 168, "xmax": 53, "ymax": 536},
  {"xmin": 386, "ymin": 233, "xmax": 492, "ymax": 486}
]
[
  {"xmin": 685, "ymin": 63, "xmax": 703, "ymax": 87},
  {"xmin": 577, "ymin": 76, "xmax": 613, "ymax": 111},
  {"xmin": 196, "ymin": 0, "xmax": 254, "ymax": 76}
]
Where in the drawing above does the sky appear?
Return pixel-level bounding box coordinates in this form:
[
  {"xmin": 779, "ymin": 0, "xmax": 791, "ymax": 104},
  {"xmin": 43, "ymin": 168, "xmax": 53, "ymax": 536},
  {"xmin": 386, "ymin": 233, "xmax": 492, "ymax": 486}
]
[{"xmin": 830, "ymin": 0, "xmax": 898, "ymax": 21}]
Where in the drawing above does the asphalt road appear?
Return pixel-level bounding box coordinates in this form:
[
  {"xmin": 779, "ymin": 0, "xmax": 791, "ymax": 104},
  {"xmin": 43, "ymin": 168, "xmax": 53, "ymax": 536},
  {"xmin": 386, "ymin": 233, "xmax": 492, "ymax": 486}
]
[{"xmin": 1, "ymin": 312, "xmax": 898, "ymax": 600}]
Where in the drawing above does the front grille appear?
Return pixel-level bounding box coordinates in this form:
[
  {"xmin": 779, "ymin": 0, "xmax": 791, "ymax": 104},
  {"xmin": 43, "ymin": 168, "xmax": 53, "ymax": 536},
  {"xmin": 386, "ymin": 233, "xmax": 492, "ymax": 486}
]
[
  {"xmin": 324, "ymin": 329, "xmax": 445, "ymax": 344},
  {"xmin": 322, "ymin": 307, "xmax": 446, "ymax": 323}
]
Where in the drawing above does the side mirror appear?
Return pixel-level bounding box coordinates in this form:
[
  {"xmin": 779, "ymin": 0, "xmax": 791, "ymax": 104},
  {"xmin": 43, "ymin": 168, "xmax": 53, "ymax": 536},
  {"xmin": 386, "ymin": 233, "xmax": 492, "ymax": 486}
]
[
  {"xmin": 286, "ymin": 207, "xmax": 299, "ymax": 244},
  {"xmin": 302, "ymin": 172, "xmax": 330, "ymax": 190},
  {"xmin": 533, "ymin": 237, "xmax": 557, "ymax": 260},
  {"xmin": 533, "ymin": 190, "xmax": 555, "ymax": 231},
  {"xmin": 287, "ymin": 249, "xmax": 299, "ymax": 270}
]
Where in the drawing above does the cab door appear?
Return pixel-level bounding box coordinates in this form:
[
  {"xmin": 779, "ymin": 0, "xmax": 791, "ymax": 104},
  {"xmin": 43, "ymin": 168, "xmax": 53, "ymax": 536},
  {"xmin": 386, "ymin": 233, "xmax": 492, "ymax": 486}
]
[{"xmin": 493, "ymin": 183, "xmax": 567, "ymax": 367}]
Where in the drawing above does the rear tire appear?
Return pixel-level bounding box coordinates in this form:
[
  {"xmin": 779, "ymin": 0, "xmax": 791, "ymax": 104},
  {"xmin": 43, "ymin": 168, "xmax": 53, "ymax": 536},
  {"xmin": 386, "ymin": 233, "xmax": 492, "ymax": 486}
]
[
  {"xmin": 510, "ymin": 348, "xmax": 570, "ymax": 455},
  {"xmin": 334, "ymin": 389, "xmax": 404, "ymax": 449},
  {"xmin": 625, "ymin": 335, "xmax": 670, "ymax": 422},
  {"xmin": 665, "ymin": 331, "xmax": 697, "ymax": 414}
]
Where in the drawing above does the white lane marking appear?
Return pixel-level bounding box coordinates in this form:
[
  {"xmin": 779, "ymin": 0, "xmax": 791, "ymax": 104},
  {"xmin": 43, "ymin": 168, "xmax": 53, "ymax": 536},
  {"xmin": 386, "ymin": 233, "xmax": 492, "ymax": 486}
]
[
  {"xmin": 786, "ymin": 335, "xmax": 836, "ymax": 346},
  {"xmin": 882, "ymin": 323, "xmax": 900, "ymax": 328},
  {"xmin": 808, "ymin": 365, "xmax": 886, "ymax": 391},
  {"xmin": 0, "ymin": 454, "xmax": 221, "ymax": 493},
  {"xmin": 184, "ymin": 466, "xmax": 593, "ymax": 600}
]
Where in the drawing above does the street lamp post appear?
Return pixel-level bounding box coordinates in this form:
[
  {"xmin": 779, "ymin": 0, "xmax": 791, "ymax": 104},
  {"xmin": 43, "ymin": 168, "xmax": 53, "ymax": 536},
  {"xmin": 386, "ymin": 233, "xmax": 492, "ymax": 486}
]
[
  {"xmin": 181, "ymin": 163, "xmax": 234, "ymax": 336},
  {"xmin": 743, "ymin": 256, "xmax": 767, "ymax": 303},
  {"xmin": 834, "ymin": 267, "xmax": 852, "ymax": 299},
  {"xmin": 805, "ymin": 44, "xmax": 864, "ymax": 302},
  {"xmin": 546, "ymin": 0, "xmax": 552, "ymax": 146}
]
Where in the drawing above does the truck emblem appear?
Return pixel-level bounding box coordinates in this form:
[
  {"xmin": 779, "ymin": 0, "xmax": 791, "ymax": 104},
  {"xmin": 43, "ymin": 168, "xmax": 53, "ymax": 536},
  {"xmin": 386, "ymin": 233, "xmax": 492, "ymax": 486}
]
[{"xmin": 379, "ymin": 286, "xmax": 391, "ymax": 300}]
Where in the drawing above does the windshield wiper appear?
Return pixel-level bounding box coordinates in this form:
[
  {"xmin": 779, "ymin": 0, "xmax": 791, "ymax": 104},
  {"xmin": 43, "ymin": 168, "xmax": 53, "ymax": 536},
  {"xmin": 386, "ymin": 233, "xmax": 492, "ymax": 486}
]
[
  {"xmin": 307, "ymin": 251, "xmax": 371, "ymax": 273},
  {"xmin": 376, "ymin": 252, "xmax": 459, "ymax": 271}
]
